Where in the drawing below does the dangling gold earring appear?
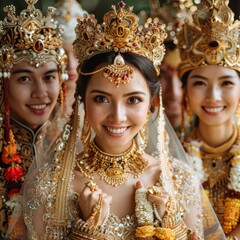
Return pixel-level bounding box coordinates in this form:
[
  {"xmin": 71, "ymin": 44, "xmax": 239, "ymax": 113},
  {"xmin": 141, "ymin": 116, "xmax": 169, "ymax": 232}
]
[
  {"xmin": 181, "ymin": 91, "xmax": 192, "ymax": 142},
  {"xmin": 185, "ymin": 95, "xmax": 193, "ymax": 125},
  {"xmin": 58, "ymin": 82, "xmax": 66, "ymax": 106},
  {"xmin": 135, "ymin": 112, "xmax": 149, "ymax": 153},
  {"xmin": 81, "ymin": 114, "xmax": 91, "ymax": 148}
]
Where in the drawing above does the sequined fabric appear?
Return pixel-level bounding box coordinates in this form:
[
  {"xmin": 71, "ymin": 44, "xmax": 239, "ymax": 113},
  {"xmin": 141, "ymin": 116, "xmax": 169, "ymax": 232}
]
[
  {"xmin": 0, "ymin": 119, "xmax": 50, "ymax": 237},
  {"xmin": 184, "ymin": 128, "xmax": 236, "ymax": 226},
  {"xmin": 25, "ymin": 157, "xmax": 203, "ymax": 239}
]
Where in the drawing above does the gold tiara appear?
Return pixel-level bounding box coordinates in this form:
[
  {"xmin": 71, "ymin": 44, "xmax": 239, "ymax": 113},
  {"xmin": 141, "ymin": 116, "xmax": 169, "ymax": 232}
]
[
  {"xmin": 73, "ymin": 1, "xmax": 167, "ymax": 76},
  {"xmin": 0, "ymin": 0, "xmax": 68, "ymax": 80},
  {"xmin": 177, "ymin": 0, "xmax": 240, "ymax": 79}
]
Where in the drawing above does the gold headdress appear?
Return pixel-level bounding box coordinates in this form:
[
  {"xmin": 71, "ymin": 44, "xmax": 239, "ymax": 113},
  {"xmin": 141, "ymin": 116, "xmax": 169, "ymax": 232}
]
[
  {"xmin": 54, "ymin": 0, "xmax": 87, "ymax": 43},
  {"xmin": 150, "ymin": 0, "xmax": 197, "ymax": 44},
  {"xmin": 73, "ymin": 1, "xmax": 167, "ymax": 82},
  {"xmin": 177, "ymin": 0, "xmax": 240, "ymax": 78},
  {"xmin": 0, "ymin": 0, "xmax": 68, "ymax": 81},
  {"xmin": 0, "ymin": 0, "xmax": 68, "ymax": 190}
]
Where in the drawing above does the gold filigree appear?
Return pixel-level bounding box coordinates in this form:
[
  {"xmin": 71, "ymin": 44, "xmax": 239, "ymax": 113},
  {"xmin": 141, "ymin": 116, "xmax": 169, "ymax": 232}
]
[
  {"xmin": 177, "ymin": 0, "xmax": 240, "ymax": 78},
  {"xmin": 76, "ymin": 140, "xmax": 148, "ymax": 186},
  {"xmin": 73, "ymin": 1, "xmax": 167, "ymax": 76},
  {"xmin": 79, "ymin": 53, "xmax": 134, "ymax": 87}
]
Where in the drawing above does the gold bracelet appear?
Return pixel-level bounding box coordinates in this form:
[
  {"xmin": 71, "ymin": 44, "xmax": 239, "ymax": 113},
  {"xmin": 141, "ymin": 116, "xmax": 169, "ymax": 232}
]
[
  {"xmin": 161, "ymin": 197, "xmax": 181, "ymax": 229},
  {"xmin": 86, "ymin": 194, "xmax": 103, "ymax": 226},
  {"xmin": 135, "ymin": 188, "xmax": 154, "ymax": 226},
  {"xmin": 153, "ymin": 203, "xmax": 162, "ymax": 224},
  {"xmin": 69, "ymin": 218, "xmax": 109, "ymax": 240},
  {"xmin": 102, "ymin": 205, "xmax": 110, "ymax": 227}
]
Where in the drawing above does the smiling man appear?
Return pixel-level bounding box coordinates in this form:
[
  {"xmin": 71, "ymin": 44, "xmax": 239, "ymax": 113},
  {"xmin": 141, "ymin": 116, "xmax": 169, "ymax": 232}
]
[{"xmin": 0, "ymin": 0, "xmax": 68, "ymax": 238}]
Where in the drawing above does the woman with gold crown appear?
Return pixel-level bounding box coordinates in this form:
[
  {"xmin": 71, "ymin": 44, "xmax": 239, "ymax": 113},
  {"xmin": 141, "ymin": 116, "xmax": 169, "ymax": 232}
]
[
  {"xmin": 178, "ymin": 0, "xmax": 240, "ymax": 239},
  {"xmin": 0, "ymin": 0, "xmax": 69, "ymax": 239},
  {"xmin": 23, "ymin": 1, "xmax": 225, "ymax": 239}
]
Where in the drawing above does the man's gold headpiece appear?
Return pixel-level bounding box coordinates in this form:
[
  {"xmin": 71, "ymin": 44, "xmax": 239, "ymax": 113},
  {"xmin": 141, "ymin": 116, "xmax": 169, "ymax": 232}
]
[
  {"xmin": 0, "ymin": 0, "xmax": 68, "ymax": 80},
  {"xmin": 177, "ymin": 0, "xmax": 240, "ymax": 79},
  {"xmin": 0, "ymin": 0, "xmax": 68, "ymax": 174},
  {"xmin": 73, "ymin": 1, "xmax": 167, "ymax": 85}
]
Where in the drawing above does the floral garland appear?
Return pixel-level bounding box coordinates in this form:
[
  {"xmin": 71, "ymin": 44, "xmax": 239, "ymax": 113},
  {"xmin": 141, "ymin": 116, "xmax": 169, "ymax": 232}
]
[
  {"xmin": 224, "ymin": 144, "xmax": 240, "ymax": 234},
  {"xmin": 136, "ymin": 225, "xmax": 175, "ymax": 239},
  {"xmin": 2, "ymin": 76, "xmax": 24, "ymax": 199},
  {"xmin": 184, "ymin": 137, "xmax": 240, "ymax": 235},
  {"xmin": 2, "ymin": 129, "xmax": 24, "ymax": 197},
  {"xmin": 135, "ymin": 188, "xmax": 175, "ymax": 240}
]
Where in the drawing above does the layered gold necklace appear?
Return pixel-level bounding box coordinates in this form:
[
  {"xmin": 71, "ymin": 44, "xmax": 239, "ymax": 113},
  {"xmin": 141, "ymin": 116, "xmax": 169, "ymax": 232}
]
[{"xmin": 76, "ymin": 141, "xmax": 148, "ymax": 186}]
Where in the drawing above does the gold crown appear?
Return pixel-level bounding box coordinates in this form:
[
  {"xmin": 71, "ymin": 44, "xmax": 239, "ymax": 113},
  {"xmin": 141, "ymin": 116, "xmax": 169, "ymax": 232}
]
[
  {"xmin": 0, "ymin": 0, "xmax": 68, "ymax": 80},
  {"xmin": 150, "ymin": 0, "xmax": 197, "ymax": 44},
  {"xmin": 73, "ymin": 1, "xmax": 167, "ymax": 76},
  {"xmin": 177, "ymin": 0, "xmax": 240, "ymax": 78}
]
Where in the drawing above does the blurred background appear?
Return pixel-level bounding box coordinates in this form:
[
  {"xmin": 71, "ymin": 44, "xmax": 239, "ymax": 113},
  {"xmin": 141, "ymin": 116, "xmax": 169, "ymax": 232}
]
[{"xmin": 0, "ymin": 0, "xmax": 239, "ymax": 21}]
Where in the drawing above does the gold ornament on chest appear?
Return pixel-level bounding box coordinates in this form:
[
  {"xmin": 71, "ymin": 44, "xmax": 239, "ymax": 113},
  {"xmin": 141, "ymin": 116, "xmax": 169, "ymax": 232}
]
[
  {"xmin": 76, "ymin": 140, "xmax": 148, "ymax": 186},
  {"xmin": 202, "ymin": 151, "xmax": 232, "ymax": 188}
]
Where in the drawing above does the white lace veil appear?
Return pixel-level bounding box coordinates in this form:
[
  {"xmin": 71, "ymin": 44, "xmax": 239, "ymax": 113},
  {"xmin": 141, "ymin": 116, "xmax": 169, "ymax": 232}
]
[{"xmin": 21, "ymin": 87, "xmax": 226, "ymax": 239}]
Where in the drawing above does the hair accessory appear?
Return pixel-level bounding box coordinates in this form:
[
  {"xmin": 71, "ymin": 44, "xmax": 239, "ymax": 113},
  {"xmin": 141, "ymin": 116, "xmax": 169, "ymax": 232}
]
[
  {"xmin": 177, "ymin": 0, "xmax": 240, "ymax": 78},
  {"xmin": 0, "ymin": 0, "xmax": 68, "ymax": 80},
  {"xmin": 103, "ymin": 54, "xmax": 134, "ymax": 87},
  {"xmin": 73, "ymin": 1, "xmax": 167, "ymax": 77},
  {"xmin": 80, "ymin": 53, "xmax": 134, "ymax": 87}
]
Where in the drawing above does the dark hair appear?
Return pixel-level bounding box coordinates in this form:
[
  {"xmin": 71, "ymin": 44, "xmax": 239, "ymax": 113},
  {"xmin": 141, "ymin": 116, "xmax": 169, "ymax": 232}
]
[
  {"xmin": 77, "ymin": 51, "xmax": 160, "ymax": 112},
  {"xmin": 182, "ymin": 68, "xmax": 240, "ymax": 87},
  {"xmin": 181, "ymin": 71, "xmax": 191, "ymax": 87},
  {"xmin": 164, "ymin": 40, "xmax": 177, "ymax": 51}
]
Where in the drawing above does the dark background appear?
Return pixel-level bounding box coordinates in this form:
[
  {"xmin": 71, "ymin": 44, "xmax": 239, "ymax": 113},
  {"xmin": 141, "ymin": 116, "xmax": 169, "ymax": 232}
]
[{"xmin": 0, "ymin": 0, "xmax": 239, "ymax": 21}]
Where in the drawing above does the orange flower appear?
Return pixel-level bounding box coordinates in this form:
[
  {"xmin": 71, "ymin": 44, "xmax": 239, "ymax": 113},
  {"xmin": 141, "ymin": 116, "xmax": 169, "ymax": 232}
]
[
  {"xmin": 154, "ymin": 227, "xmax": 175, "ymax": 240},
  {"xmin": 12, "ymin": 153, "xmax": 22, "ymax": 164},
  {"xmin": 153, "ymin": 95, "xmax": 160, "ymax": 107},
  {"xmin": 2, "ymin": 144, "xmax": 21, "ymax": 165},
  {"xmin": 4, "ymin": 165, "xmax": 24, "ymax": 181},
  {"xmin": 135, "ymin": 225, "xmax": 155, "ymax": 238}
]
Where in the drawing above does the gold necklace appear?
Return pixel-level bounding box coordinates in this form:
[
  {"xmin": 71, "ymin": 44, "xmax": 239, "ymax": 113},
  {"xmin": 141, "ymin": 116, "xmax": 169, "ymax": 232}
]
[{"xmin": 76, "ymin": 141, "xmax": 148, "ymax": 186}]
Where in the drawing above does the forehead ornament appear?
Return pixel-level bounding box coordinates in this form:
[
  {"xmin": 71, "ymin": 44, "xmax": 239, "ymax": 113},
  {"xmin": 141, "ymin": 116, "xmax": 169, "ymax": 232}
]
[{"xmin": 74, "ymin": 1, "xmax": 167, "ymax": 86}]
